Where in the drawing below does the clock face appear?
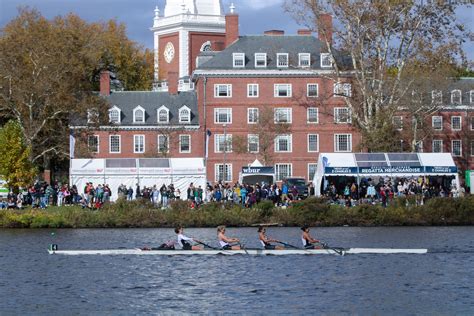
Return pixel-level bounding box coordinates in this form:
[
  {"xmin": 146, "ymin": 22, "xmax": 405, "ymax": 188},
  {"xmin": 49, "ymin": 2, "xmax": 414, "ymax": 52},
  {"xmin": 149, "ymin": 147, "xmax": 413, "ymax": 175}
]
[{"xmin": 164, "ymin": 42, "xmax": 175, "ymax": 63}]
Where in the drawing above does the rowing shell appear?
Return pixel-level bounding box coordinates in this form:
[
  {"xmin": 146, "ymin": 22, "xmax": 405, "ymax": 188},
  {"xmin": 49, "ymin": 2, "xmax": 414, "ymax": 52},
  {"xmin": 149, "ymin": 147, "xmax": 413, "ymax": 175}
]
[{"xmin": 47, "ymin": 248, "xmax": 428, "ymax": 256}]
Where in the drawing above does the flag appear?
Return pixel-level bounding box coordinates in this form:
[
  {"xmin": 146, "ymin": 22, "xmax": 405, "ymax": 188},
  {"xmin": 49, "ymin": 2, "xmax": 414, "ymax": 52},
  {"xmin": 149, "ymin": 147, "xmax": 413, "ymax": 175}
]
[{"xmin": 69, "ymin": 129, "xmax": 75, "ymax": 159}]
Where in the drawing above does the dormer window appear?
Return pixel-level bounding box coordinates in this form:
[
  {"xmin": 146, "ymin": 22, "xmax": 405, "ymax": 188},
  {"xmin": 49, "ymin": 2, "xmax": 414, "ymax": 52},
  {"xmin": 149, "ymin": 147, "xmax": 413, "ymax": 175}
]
[
  {"xmin": 255, "ymin": 53, "xmax": 267, "ymax": 68},
  {"xmin": 299, "ymin": 53, "xmax": 310, "ymax": 67},
  {"xmin": 133, "ymin": 106, "xmax": 145, "ymax": 123},
  {"xmin": 233, "ymin": 53, "xmax": 245, "ymax": 68},
  {"xmin": 432, "ymin": 90, "xmax": 442, "ymax": 104},
  {"xmin": 470, "ymin": 91, "xmax": 474, "ymax": 103},
  {"xmin": 157, "ymin": 106, "xmax": 169, "ymax": 124},
  {"xmin": 277, "ymin": 53, "xmax": 289, "ymax": 67},
  {"xmin": 87, "ymin": 109, "xmax": 99, "ymax": 124},
  {"xmin": 109, "ymin": 106, "xmax": 121, "ymax": 124},
  {"xmin": 320, "ymin": 53, "xmax": 333, "ymax": 68},
  {"xmin": 179, "ymin": 105, "xmax": 191, "ymax": 123},
  {"xmin": 451, "ymin": 90, "xmax": 462, "ymax": 104}
]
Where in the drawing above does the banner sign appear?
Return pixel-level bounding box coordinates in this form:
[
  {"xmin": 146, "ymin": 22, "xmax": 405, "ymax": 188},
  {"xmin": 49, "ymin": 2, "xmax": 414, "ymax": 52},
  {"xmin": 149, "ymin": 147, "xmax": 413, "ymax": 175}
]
[
  {"xmin": 359, "ymin": 166, "xmax": 424, "ymax": 174},
  {"xmin": 242, "ymin": 166, "xmax": 275, "ymax": 174},
  {"xmin": 324, "ymin": 167, "xmax": 358, "ymax": 175},
  {"xmin": 425, "ymin": 166, "xmax": 457, "ymax": 174}
]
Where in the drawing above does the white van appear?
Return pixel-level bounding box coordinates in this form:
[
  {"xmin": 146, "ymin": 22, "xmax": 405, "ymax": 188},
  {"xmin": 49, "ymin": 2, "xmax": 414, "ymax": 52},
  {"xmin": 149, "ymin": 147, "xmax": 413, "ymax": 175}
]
[{"xmin": 0, "ymin": 178, "xmax": 9, "ymax": 198}]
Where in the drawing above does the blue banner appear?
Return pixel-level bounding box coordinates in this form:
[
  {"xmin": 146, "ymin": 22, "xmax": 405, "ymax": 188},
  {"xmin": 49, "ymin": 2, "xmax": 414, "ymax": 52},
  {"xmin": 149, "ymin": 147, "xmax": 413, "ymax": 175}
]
[
  {"xmin": 242, "ymin": 166, "xmax": 275, "ymax": 174},
  {"xmin": 359, "ymin": 166, "xmax": 424, "ymax": 174},
  {"xmin": 325, "ymin": 167, "xmax": 358, "ymax": 175},
  {"xmin": 425, "ymin": 166, "xmax": 457, "ymax": 174}
]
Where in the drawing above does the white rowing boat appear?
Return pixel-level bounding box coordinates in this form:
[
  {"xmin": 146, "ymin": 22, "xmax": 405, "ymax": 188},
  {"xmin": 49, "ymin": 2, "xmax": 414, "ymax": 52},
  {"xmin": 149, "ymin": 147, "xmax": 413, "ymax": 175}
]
[{"xmin": 47, "ymin": 247, "xmax": 428, "ymax": 256}]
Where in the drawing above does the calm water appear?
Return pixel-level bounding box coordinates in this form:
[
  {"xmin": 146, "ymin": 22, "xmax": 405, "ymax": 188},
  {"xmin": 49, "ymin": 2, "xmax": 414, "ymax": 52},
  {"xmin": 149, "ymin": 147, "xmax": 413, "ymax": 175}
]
[{"xmin": 1, "ymin": 227, "xmax": 474, "ymax": 315}]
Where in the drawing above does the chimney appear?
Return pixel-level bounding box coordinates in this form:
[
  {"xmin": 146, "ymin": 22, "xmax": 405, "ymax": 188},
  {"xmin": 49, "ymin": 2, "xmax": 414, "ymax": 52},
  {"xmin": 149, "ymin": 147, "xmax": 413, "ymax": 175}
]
[
  {"xmin": 100, "ymin": 70, "xmax": 110, "ymax": 96},
  {"xmin": 318, "ymin": 13, "xmax": 333, "ymax": 44},
  {"xmin": 297, "ymin": 29, "xmax": 312, "ymax": 36},
  {"xmin": 264, "ymin": 30, "xmax": 285, "ymax": 36},
  {"xmin": 225, "ymin": 13, "xmax": 239, "ymax": 47},
  {"xmin": 168, "ymin": 71, "xmax": 178, "ymax": 94}
]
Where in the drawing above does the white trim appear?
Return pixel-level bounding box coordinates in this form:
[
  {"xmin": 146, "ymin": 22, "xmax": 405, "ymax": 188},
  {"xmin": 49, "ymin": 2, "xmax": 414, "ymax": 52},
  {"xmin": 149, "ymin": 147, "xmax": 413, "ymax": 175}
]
[
  {"xmin": 470, "ymin": 90, "xmax": 474, "ymax": 103},
  {"xmin": 214, "ymin": 84, "xmax": 232, "ymax": 97},
  {"xmin": 308, "ymin": 163, "xmax": 318, "ymax": 182},
  {"xmin": 247, "ymin": 83, "xmax": 259, "ymax": 98},
  {"xmin": 307, "ymin": 83, "xmax": 318, "ymax": 97},
  {"xmin": 157, "ymin": 134, "xmax": 169, "ymax": 154},
  {"xmin": 179, "ymin": 105, "xmax": 191, "ymax": 123},
  {"xmin": 432, "ymin": 139, "xmax": 443, "ymax": 153},
  {"xmin": 333, "ymin": 83, "xmax": 352, "ymax": 97},
  {"xmin": 109, "ymin": 135, "xmax": 121, "ymax": 154},
  {"xmin": 214, "ymin": 163, "xmax": 232, "ymax": 182},
  {"xmin": 450, "ymin": 89, "xmax": 462, "ymax": 104},
  {"xmin": 275, "ymin": 134, "xmax": 292, "ymax": 153},
  {"xmin": 432, "ymin": 116, "xmax": 443, "ymax": 130},
  {"xmin": 277, "ymin": 53, "xmax": 289, "ymax": 68},
  {"xmin": 451, "ymin": 139, "xmax": 462, "ymax": 157},
  {"xmin": 247, "ymin": 108, "xmax": 259, "ymax": 124},
  {"xmin": 157, "ymin": 105, "xmax": 170, "ymax": 124},
  {"xmin": 470, "ymin": 116, "xmax": 474, "ymax": 131},
  {"xmin": 71, "ymin": 125, "xmax": 200, "ymax": 131},
  {"xmin": 274, "ymin": 108, "xmax": 292, "ymax": 124},
  {"xmin": 214, "ymin": 108, "xmax": 232, "ymax": 124},
  {"xmin": 133, "ymin": 105, "xmax": 146, "ymax": 123},
  {"xmin": 254, "ymin": 53, "xmax": 267, "ymax": 68},
  {"xmin": 275, "ymin": 163, "xmax": 292, "ymax": 181},
  {"xmin": 451, "ymin": 116, "xmax": 462, "ymax": 131},
  {"xmin": 298, "ymin": 53, "xmax": 311, "ymax": 68},
  {"xmin": 334, "ymin": 107, "xmax": 352, "ymax": 124},
  {"xmin": 320, "ymin": 53, "xmax": 333, "ymax": 68},
  {"xmin": 214, "ymin": 134, "xmax": 232, "ymax": 153},
  {"xmin": 200, "ymin": 41, "xmax": 212, "ymax": 52},
  {"xmin": 274, "ymin": 84, "xmax": 292, "ymax": 98},
  {"xmin": 179, "ymin": 134, "xmax": 191, "ymax": 153},
  {"xmin": 88, "ymin": 135, "xmax": 99, "ymax": 154},
  {"xmin": 307, "ymin": 107, "xmax": 319, "ymax": 124},
  {"xmin": 133, "ymin": 134, "xmax": 145, "ymax": 153},
  {"xmin": 109, "ymin": 106, "xmax": 121, "ymax": 124},
  {"xmin": 179, "ymin": 30, "xmax": 189, "ymax": 77},
  {"xmin": 334, "ymin": 134, "xmax": 352, "ymax": 152},
  {"xmin": 248, "ymin": 134, "xmax": 259, "ymax": 153},
  {"xmin": 233, "ymin": 53, "xmax": 245, "ymax": 68},
  {"xmin": 193, "ymin": 69, "xmax": 355, "ymax": 76},
  {"xmin": 307, "ymin": 134, "xmax": 319, "ymax": 152}
]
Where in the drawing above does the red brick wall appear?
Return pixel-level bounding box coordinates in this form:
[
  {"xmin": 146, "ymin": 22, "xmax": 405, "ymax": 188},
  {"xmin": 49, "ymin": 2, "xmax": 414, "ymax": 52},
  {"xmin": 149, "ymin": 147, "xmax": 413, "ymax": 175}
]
[
  {"xmin": 158, "ymin": 33, "xmax": 179, "ymax": 81},
  {"xmin": 189, "ymin": 32, "xmax": 226, "ymax": 74}
]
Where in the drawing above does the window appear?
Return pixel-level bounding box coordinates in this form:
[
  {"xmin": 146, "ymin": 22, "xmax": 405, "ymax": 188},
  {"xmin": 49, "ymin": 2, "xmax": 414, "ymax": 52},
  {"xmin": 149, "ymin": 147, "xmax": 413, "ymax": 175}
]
[
  {"xmin": 133, "ymin": 106, "xmax": 145, "ymax": 123},
  {"xmin": 157, "ymin": 135, "xmax": 169, "ymax": 153},
  {"xmin": 254, "ymin": 53, "xmax": 267, "ymax": 68},
  {"xmin": 134, "ymin": 135, "xmax": 145, "ymax": 153},
  {"xmin": 392, "ymin": 116, "xmax": 403, "ymax": 131},
  {"xmin": 299, "ymin": 53, "xmax": 311, "ymax": 67},
  {"xmin": 109, "ymin": 135, "xmax": 121, "ymax": 153},
  {"xmin": 88, "ymin": 135, "xmax": 99, "ymax": 153},
  {"xmin": 333, "ymin": 83, "xmax": 352, "ymax": 97},
  {"xmin": 214, "ymin": 134, "xmax": 232, "ymax": 153},
  {"xmin": 277, "ymin": 53, "xmax": 289, "ymax": 67},
  {"xmin": 320, "ymin": 53, "xmax": 332, "ymax": 67},
  {"xmin": 432, "ymin": 90, "xmax": 442, "ymax": 103},
  {"xmin": 432, "ymin": 116, "xmax": 443, "ymax": 130},
  {"xmin": 215, "ymin": 164, "xmax": 232, "ymax": 182},
  {"xmin": 432, "ymin": 140, "xmax": 443, "ymax": 153},
  {"xmin": 451, "ymin": 90, "xmax": 462, "ymax": 104},
  {"xmin": 214, "ymin": 108, "xmax": 232, "ymax": 124},
  {"xmin": 157, "ymin": 106, "xmax": 169, "ymax": 123},
  {"xmin": 308, "ymin": 163, "xmax": 318, "ymax": 181},
  {"xmin": 307, "ymin": 107, "xmax": 319, "ymax": 124},
  {"xmin": 248, "ymin": 134, "xmax": 259, "ymax": 153},
  {"xmin": 470, "ymin": 91, "xmax": 474, "ymax": 103},
  {"xmin": 471, "ymin": 141, "xmax": 474, "ymax": 156},
  {"xmin": 308, "ymin": 134, "xmax": 319, "ymax": 152},
  {"xmin": 275, "ymin": 135, "xmax": 292, "ymax": 152},
  {"xmin": 109, "ymin": 107, "xmax": 120, "ymax": 123},
  {"xmin": 179, "ymin": 135, "xmax": 191, "ymax": 153},
  {"xmin": 248, "ymin": 108, "xmax": 259, "ymax": 124},
  {"xmin": 334, "ymin": 134, "xmax": 352, "ymax": 152},
  {"xmin": 452, "ymin": 140, "xmax": 462, "ymax": 157},
  {"xmin": 275, "ymin": 163, "xmax": 292, "ymax": 181},
  {"xmin": 451, "ymin": 116, "xmax": 462, "ymax": 131},
  {"xmin": 334, "ymin": 107, "xmax": 351, "ymax": 124},
  {"xmin": 214, "ymin": 84, "xmax": 232, "ymax": 97},
  {"xmin": 274, "ymin": 108, "xmax": 292, "ymax": 123},
  {"xmin": 233, "ymin": 53, "xmax": 245, "ymax": 68},
  {"xmin": 179, "ymin": 106, "xmax": 191, "ymax": 123},
  {"xmin": 471, "ymin": 117, "xmax": 474, "ymax": 130},
  {"xmin": 415, "ymin": 140, "xmax": 423, "ymax": 153},
  {"xmin": 87, "ymin": 109, "xmax": 99, "ymax": 124},
  {"xmin": 307, "ymin": 84, "xmax": 318, "ymax": 97},
  {"xmin": 247, "ymin": 84, "xmax": 259, "ymax": 97},
  {"xmin": 274, "ymin": 84, "xmax": 292, "ymax": 97}
]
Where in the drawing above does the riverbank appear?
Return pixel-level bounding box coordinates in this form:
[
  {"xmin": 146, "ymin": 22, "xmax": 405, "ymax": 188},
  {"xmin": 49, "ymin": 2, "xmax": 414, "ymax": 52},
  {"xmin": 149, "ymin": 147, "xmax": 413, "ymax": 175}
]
[{"xmin": 1, "ymin": 196, "xmax": 473, "ymax": 228}]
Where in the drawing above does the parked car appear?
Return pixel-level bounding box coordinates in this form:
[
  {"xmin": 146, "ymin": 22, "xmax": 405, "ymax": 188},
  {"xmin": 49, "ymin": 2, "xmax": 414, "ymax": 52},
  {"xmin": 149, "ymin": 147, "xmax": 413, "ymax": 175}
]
[
  {"xmin": 0, "ymin": 178, "xmax": 8, "ymax": 198},
  {"xmin": 284, "ymin": 177, "xmax": 309, "ymax": 200}
]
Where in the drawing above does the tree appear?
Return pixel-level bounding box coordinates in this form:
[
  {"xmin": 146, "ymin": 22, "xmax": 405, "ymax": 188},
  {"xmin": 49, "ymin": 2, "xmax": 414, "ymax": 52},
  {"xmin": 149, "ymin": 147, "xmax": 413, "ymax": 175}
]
[
  {"xmin": 0, "ymin": 120, "xmax": 36, "ymax": 191},
  {"xmin": 284, "ymin": 0, "xmax": 472, "ymax": 151}
]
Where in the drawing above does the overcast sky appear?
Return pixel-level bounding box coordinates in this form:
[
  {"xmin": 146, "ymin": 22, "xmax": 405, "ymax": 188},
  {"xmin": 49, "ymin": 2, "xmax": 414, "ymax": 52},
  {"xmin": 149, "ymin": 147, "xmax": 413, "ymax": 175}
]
[{"xmin": 0, "ymin": 0, "xmax": 472, "ymax": 60}]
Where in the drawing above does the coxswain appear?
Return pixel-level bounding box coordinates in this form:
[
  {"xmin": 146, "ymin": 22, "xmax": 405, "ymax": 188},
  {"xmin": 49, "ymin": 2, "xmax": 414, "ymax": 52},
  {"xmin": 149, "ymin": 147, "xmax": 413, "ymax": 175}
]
[
  {"xmin": 301, "ymin": 225, "xmax": 322, "ymax": 249},
  {"xmin": 217, "ymin": 226, "xmax": 241, "ymax": 250},
  {"xmin": 258, "ymin": 226, "xmax": 284, "ymax": 250},
  {"xmin": 175, "ymin": 226, "xmax": 202, "ymax": 250}
]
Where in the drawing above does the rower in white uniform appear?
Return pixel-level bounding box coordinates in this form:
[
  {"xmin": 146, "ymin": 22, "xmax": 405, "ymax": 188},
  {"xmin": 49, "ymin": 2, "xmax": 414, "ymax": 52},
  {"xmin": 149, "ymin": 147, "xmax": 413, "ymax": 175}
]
[
  {"xmin": 217, "ymin": 226, "xmax": 241, "ymax": 250},
  {"xmin": 301, "ymin": 225, "xmax": 322, "ymax": 249},
  {"xmin": 258, "ymin": 226, "xmax": 284, "ymax": 250},
  {"xmin": 175, "ymin": 226, "xmax": 203, "ymax": 250}
]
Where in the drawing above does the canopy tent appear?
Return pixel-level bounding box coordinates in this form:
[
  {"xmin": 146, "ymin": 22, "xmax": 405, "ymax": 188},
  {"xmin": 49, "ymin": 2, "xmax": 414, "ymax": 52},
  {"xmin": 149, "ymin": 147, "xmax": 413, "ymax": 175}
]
[
  {"xmin": 239, "ymin": 159, "xmax": 275, "ymax": 185},
  {"xmin": 70, "ymin": 158, "xmax": 206, "ymax": 201},
  {"xmin": 313, "ymin": 153, "xmax": 459, "ymax": 196}
]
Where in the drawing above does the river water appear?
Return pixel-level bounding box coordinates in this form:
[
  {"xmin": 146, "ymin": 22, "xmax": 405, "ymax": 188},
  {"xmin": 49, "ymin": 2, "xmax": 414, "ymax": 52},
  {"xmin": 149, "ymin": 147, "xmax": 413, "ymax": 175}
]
[{"xmin": 1, "ymin": 226, "xmax": 473, "ymax": 315}]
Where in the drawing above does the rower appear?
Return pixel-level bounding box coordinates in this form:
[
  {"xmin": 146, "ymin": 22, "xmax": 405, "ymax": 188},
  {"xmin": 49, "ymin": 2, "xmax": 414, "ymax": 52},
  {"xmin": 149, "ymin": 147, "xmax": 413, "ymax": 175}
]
[
  {"xmin": 258, "ymin": 226, "xmax": 284, "ymax": 250},
  {"xmin": 301, "ymin": 225, "xmax": 322, "ymax": 249},
  {"xmin": 175, "ymin": 226, "xmax": 203, "ymax": 250},
  {"xmin": 217, "ymin": 226, "xmax": 241, "ymax": 250}
]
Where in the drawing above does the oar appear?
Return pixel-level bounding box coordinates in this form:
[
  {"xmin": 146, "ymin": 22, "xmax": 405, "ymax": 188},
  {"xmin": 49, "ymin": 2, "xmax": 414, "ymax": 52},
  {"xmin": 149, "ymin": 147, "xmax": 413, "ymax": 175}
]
[
  {"xmin": 238, "ymin": 242, "xmax": 249, "ymax": 255},
  {"xmin": 195, "ymin": 240, "xmax": 219, "ymax": 250},
  {"xmin": 276, "ymin": 241, "xmax": 301, "ymax": 249},
  {"xmin": 321, "ymin": 242, "xmax": 345, "ymax": 256}
]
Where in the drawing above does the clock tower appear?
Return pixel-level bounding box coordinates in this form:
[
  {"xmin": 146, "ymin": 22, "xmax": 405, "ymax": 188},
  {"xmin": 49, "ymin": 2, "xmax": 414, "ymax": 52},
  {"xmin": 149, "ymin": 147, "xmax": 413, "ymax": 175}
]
[{"xmin": 151, "ymin": 0, "xmax": 227, "ymax": 84}]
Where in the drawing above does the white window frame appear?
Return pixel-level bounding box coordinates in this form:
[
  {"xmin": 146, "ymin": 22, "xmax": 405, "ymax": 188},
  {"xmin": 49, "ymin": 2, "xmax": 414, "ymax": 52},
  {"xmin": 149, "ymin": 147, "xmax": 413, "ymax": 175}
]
[
  {"xmin": 109, "ymin": 135, "xmax": 121, "ymax": 154},
  {"xmin": 88, "ymin": 135, "xmax": 99, "ymax": 153},
  {"xmin": 415, "ymin": 140, "xmax": 423, "ymax": 153},
  {"xmin": 274, "ymin": 84, "xmax": 292, "ymax": 97},
  {"xmin": 109, "ymin": 106, "xmax": 121, "ymax": 124},
  {"xmin": 334, "ymin": 134, "xmax": 352, "ymax": 152},
  {"xmin": 275, "ymin": 134, "xmax": 292, "ymax": 153},
  {"xmin": 298, "ymin": 53, "xmax": 311, "ymax": 68},
  {"xmin": 277, "ymin": 53, "xmax": 289, "ymax": 68},
  {"xmin": 254, "ymin": 53, "xmax": 267, "ymax": 68},
  {"xmin": 87, "ymin": 109, "xmax": 99, "ymax": 124},
  {"xmin": 179, "ymin": 135, "xmax": 191, "ymax": 153},
  {"xmin": 471, "ymin": 140, "xmax": 474, "ymax": 157},
  {"xmin": 133, "ymin": 135, "xmax": 145, "ymax": 153},
  {"xmin": 471, "ymin": 117, "xmax": 474, "ymax": 130},
  {"xmin": 179, "ymin": 106, "xmax": 191, "ymax": 123},
  {"xmin": 432, "ymin": 139, "xmax": 443, "ymax": 153},
  {"xmin": 470, "ymin": 91, "xmax": 474, "ymax": 103},
  {"xmin": 307, "ymin": 107, "xmax": 319, "ymax": 124},
  {"xmin": 451, "ymin": 89, "xmax": 462, "ymax": 104},
  {"xmin": 452, "ymin": 140, "xmax": 462, "ymax": 157},
  {"xmin": 133, "ymin": 106, "xmax": 145, "ymax": 124},
  {"xmin": 214, "ymin": 134, "xmax": 233, "ymax": 153},
  {"xmin": 248, "ymin": 108, "xmax": 259, "ymax": 124},
  {"xmin": 248, "ymin": 134, "xmax": 259, "ymax": 153},
  {"xmin": 392, "ymin": 116, "xmax": 403, "ymax": 131},
  {"xmin": 275, "ymin": 163, "xmax": 292, "ymax": 181},
  {"xmin": 247, "ymin": 84, "xmax": 259, "ymax": 98},
  {"xmin": 307, "ymin": 83, "xmax": 318, "ymax": 97},
  {"xmin": 308, "ymin": 163, "xmax": 318, "ymax": 182},
  {"xmin": 320, "ymin": 53, "xmax": 333, "ymax": 68},
  {"xmin": 214, "ymin": 84, "xmax": 232, "ymax": 98},
  {"xmin": 432, "ymin": 116, "xmax": 443, "ymax": 130},
  {"xmin": 333, "ymin": 83, "xmax": 352, "ymax": 97},
  {"xmin": 214, "ymin": 108, "xmax": 232, "ymax": 124},
  {"xmin": 274, "ymin": 108, "xmax": 292, "ymax": 124},
  {"xmin": 432, "ymin": 90, "xmax": 442, "ymax": 104},
  {"xmin": 334, "ymin": 107, "xmax": 352, "ymax": 124},
  {"xmin": 157, "ymin": 134, "xmax": 169, "ymax": 153},
  {"xmin": 215, "ymin": 163, "xmax": 232, "ymax": 182},
  {"xmin": 157, "ymin": 106, "xmax": 169, "ymax": 124},
  {"xmin": 451, "ymin": 116, "xmax": 462, "ymax": 131},
  {"xmin": 233, "ymin": 53, "xmax": 245, "ymax": 68},
  {"xmin": 307, "ymin": 134, "xmax": 319, "ymax": 152}
]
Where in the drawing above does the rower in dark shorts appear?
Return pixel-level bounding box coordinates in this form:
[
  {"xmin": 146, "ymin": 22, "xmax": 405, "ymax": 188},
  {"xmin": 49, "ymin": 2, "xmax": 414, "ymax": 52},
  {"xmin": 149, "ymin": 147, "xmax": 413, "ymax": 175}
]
[
  {"xmin": 175, "ymin": 226, "xmax": 203, "ymax": 250},
  {"xmin": 217, "ymin": 226, "xmax": 241, "ymax": 250},
  {"xmin": 301, "ymin": 225, "xmax": 322, "ymax": 249},
  {"xmin": 258, "ymin": 226, "xmax": 284, "ymax": 250}
]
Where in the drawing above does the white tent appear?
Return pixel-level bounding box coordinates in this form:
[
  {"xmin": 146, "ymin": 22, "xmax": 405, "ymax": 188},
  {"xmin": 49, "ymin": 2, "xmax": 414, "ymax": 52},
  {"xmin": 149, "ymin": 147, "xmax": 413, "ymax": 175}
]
[
  {"xmin": 313, "ymin": 153, "xmax": 460, "ymax": 196},
  {"xmin": 239, "ymin": 159, "xmax": 275, "ymax": 184},
  {"xmin": 70, "ymin": 158, "xmax": 206, "ymax": 201}
]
